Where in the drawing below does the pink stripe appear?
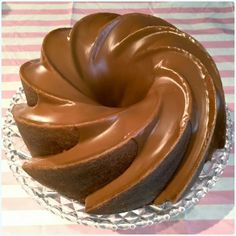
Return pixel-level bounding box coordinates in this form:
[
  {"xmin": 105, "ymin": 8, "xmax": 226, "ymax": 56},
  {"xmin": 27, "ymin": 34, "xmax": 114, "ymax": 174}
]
[
  {"xmin": 2, "ymin": 5, "xmax": 233, "ymax": 14},
  {"xmin": 213, "ymin": 55, "xmax": 234, "ymax": 63},
  {"xmin": 2, "ymin": 32, "xmax": 46, "ymax": 38},
  {"xmin": 224, "ymin": 86, "xmax": 235, "ymax": 94},
  {"xmin": 2, "ymin": 59, "xmax": 28, "ymax": 66},
  {"xmin": 2, "ymin": 74, "xmax": 20, "ymax": 82},
  {"xmin": 198, "ymin": 191, "xmax": 234, "ymax": 204},
  {"xmin": 2, "ymin": 198, "xmax": 44, "ymax": 210},
  {"xmin": 2, "ymin": 151, "xmax": 8, "ymax": 159},
  {"xmin": 2, "ymin": 108, "xmax": 7, "ymax": 116},
  {"xmin": 2, "ymin": 45, "xmax": 41, "ymax": 51},
  {"xmin": 228, "ymin": 103, "xmax": 234, "ymax": 111},
  {"xmin": 222, "ymin": 166, "xmax": 234, "ymax": 177},
  {"xmin": 231, "ymin": 146, "xmax": 235, "ymax": 154},
  {"xmin": 220, "ymin": 70, "xmax": 234, "ymax": 77},
  {"xmin": 120, "ymin": 219, "xmax": 234, "ymax": 234},
  {"xmin": 202, "ymin": 41, "xmax": 234, "ymax": 48},
  {"xmin": 2, "ymin": 224, "xmax": 114, "ymax": 234},
  {"xmin": 166, "ymin": 18, "xmax": 234, "ymax": 24},
  {"xmin": 2, "ymin": 172, "xmax": 18, "ymax": 185},
  {"xmin": 3, "ymin": 1, "xmax": 68, "ymax": 4},
  {"xmin": 186, "ymin": 28, "xmax": 234, "ymax": 34},
  {"xmin": 2, "ymin": 90, "xmax": 17, "ymax": 99},
  {"xmin": 3, "ymin": 20, "xmax": 69, "ymax": 27},
  {"xmin": 2, "ymin": 9, "xmax": 69, "ymax": 15}
]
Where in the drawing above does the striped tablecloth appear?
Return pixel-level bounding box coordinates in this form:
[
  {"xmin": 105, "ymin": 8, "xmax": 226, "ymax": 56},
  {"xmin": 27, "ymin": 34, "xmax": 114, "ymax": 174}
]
[{"xmin": 1, "ymin": 1, "xmax": 234, "ymax": 234}]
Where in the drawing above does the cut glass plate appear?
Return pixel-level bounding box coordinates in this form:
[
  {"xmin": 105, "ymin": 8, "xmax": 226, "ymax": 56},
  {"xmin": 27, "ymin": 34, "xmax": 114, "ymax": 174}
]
[{"xmin": 3, "ymin": 87, "xmax": 234, "ymax": 230}]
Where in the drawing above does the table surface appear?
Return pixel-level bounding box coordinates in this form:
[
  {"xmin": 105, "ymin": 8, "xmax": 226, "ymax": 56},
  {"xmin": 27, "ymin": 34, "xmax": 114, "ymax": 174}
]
[{"xmin": 1, "ymin": 1, "xmax": 234, "ymax": 234}]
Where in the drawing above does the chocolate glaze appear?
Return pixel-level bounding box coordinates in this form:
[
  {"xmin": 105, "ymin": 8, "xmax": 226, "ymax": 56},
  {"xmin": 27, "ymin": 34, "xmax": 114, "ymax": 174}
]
[{"xmin": 12, "ymin": 13, "xmax": 226, "ymax": 214}]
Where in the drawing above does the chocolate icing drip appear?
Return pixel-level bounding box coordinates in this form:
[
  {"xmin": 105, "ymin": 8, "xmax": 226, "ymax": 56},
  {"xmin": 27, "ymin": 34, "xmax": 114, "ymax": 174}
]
[{"xmin": 12, "ymin": 13, "xmax": 226, "ymax": 214}]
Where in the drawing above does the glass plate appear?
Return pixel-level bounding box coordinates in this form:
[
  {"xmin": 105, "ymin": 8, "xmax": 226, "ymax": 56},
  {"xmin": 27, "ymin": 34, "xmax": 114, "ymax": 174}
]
[{"xmin": 3, "ymin": 87, "xmax": 234, "ymax": 230}]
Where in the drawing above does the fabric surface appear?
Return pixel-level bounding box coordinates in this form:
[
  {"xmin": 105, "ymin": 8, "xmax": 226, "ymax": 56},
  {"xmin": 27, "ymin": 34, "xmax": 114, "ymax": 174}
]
[{"xmin": 1, "ymin": 1, "xmax": 234, "ymax": 234}]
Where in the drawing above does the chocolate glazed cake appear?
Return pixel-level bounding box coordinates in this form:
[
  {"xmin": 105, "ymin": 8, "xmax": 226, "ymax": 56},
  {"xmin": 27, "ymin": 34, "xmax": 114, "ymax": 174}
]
[{"xmin": 12, "ymin": 13, "xmax": 226, "ymax": 214}]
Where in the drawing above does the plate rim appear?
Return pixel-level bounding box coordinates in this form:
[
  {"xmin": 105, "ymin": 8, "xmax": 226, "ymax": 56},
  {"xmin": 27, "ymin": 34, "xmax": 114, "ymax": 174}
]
[{"xmin": 2, "ymin": 87, "xmax": 234, "ymax": 230}]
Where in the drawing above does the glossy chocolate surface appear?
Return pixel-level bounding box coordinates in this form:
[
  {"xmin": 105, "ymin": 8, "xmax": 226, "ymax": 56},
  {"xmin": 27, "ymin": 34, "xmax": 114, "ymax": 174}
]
[{"xmin": 12, "ymin": 13, "xmax": 226, "ymax": 214}]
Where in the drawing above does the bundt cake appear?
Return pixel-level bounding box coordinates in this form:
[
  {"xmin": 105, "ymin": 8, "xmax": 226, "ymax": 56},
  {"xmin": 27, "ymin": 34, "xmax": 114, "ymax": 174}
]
[{"xmin": 12, "ymin": 13, "xmax": 226, "ymax": 214}]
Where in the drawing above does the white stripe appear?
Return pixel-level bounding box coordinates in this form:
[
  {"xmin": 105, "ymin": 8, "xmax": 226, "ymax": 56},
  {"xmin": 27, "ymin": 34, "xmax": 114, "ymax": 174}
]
[
  {"xmin": 3, "ymin": 51, "xmax": 40, "ymax": 59},
  {"xmin": 181, "ymin": 205, "xmax": 234, "ymax": 220},
  {"xmin": 1, "ymin": 82, "xmax": 21, "ymax": 90},
  {"xmin": 2, "ymin": 26, "xmax": 67, "ymax": 33},
  {"xmin": 3, "ymin": 14, "xmax": 71, "ymax": 21},
  {"xmin": 1, "ymin": 210, "xmax": 72, "ymax": 226},
  {"xmin": 216, "ymin": 63, "xmax": 234, "ymax": 71},
  {"xmin": 1, "ymin": 160, "xmax": 11, "ymax": 172},
  {"xmin": 176, "ymin": 23, "xmax": 234, "ymax": 30},
  {"xmin": 192, "ymin": 34, "xmax": 233, "ymax": 42},
  {"xmin": 3, "ymin": 67, "xmax": 21, "ymax": 74},
  {"xmin": 225, "ymin": 95, "xmax": 235, "ymax": 103},
  {"xmin": 2, "ymin": 100, "xmax": 12, "ymax": 108},
  {"xmin": 2, "ymin": 185, "xmax": 30, "ymax": 198},
  {"xmin": 221, "ymin": 79, "xmax": 234, "ymax": 87},
  {"xmin": 1, "ymin": 117, "xmax": 8, "ymax": 124},
  {"xmin": 228, "ymin": 154, "xmax": 234, "ymax": 165},
  {"xmin": 2, "ymin": 38, "xmax": 50, "ymax": 45},
  {"xmin": 211, "ymin": 177, "xmax": 234, "ymax": 191},
  {"xmin": 2, "ymin": 3, "xmax": 72, "ymax": 10}
]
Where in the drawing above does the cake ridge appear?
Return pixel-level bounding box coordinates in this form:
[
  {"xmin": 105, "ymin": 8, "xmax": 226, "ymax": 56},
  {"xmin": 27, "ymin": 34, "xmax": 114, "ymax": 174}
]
[{"xmin": 12, "ymin": 12, "xmax": 226, "ymax": 214}]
